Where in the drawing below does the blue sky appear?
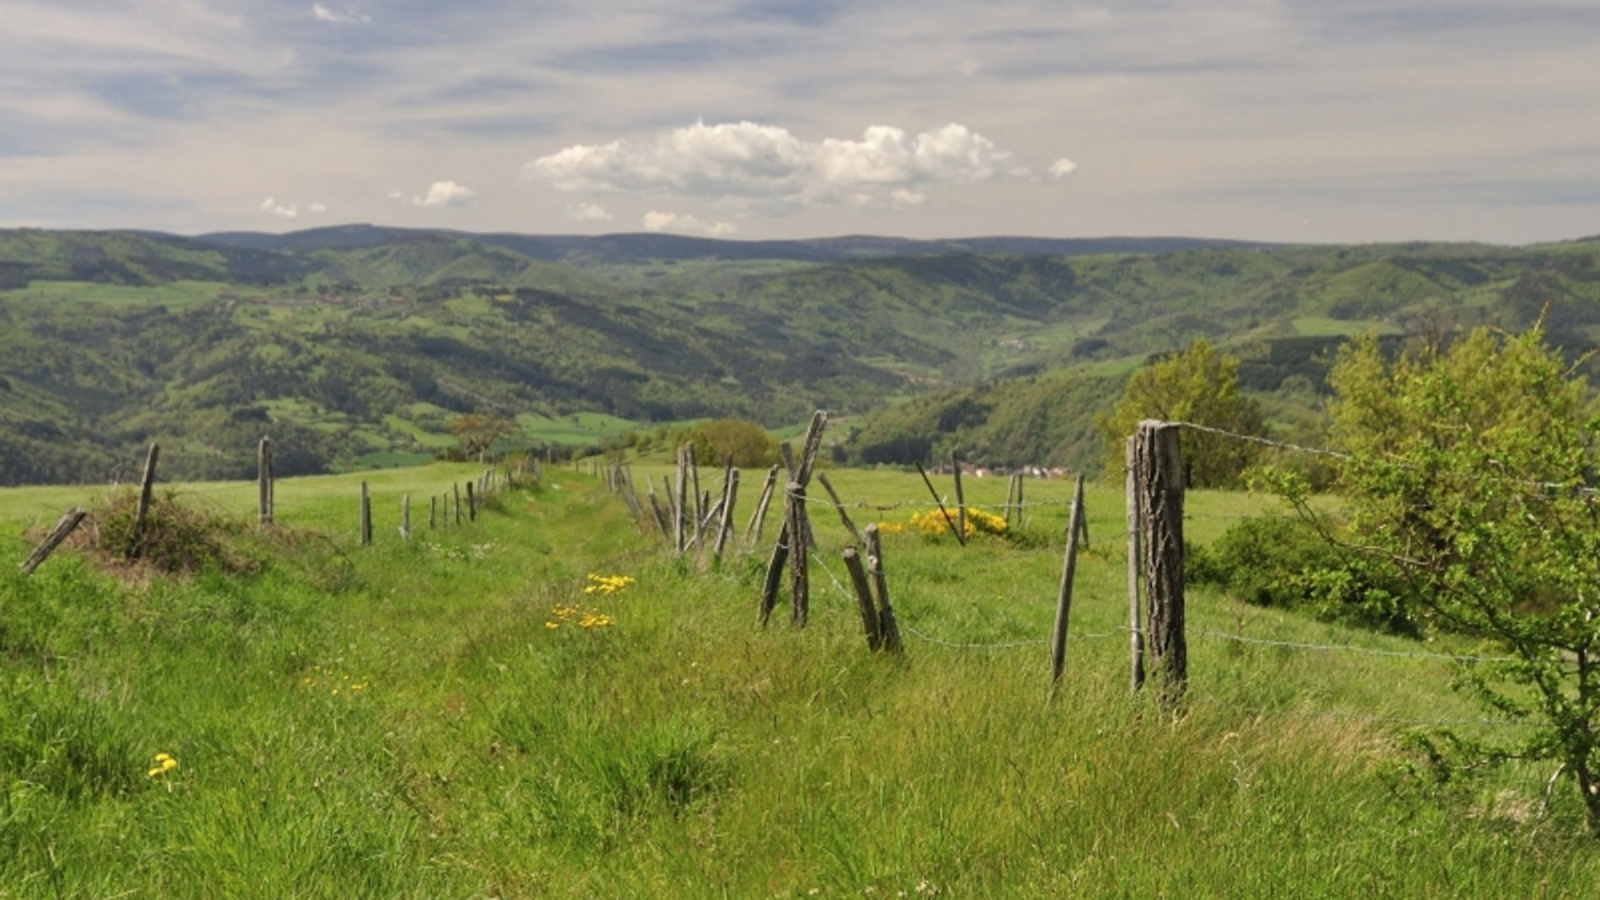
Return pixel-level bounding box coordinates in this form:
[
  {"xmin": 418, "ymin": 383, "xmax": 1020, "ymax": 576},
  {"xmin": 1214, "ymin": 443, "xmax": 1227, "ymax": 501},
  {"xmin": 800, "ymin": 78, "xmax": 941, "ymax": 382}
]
[{"xmin": 1, "ymin": 0, "xmax": 1596, "ymax": 243}]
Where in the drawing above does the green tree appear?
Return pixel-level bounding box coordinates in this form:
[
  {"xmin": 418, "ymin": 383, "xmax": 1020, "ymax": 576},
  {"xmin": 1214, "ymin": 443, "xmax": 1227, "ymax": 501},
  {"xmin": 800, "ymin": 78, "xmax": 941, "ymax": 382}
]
[
  {"xmin": 1098, "ymin": 339, "xmax": 1265, "ymax": 487},
  {"xmin": 448, "ymin": 413, "xmax": 519, "ymax": 459},
  {"xmin": 687, "ymin": 419, "xmax": 780, "ymax": 468},
  {"xmin": 1276, "ymin": 327, "xmax": 1600, "ymax": 835}
]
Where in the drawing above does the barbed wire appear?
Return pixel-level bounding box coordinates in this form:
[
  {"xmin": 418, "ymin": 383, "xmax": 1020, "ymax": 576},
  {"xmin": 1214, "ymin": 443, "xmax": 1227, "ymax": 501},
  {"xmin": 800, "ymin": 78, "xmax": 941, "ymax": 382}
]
[{"xmin": 1192, "ymin": 629, "xmax": 1517, "ymax": 663}]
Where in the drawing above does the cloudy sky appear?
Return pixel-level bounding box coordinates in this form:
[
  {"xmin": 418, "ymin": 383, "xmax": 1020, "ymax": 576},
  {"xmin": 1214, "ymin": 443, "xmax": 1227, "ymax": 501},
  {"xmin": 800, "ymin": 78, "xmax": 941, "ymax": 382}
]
[{"xmin": 1, "ymin": 0, "xmax": 1597, "ymax": 243}]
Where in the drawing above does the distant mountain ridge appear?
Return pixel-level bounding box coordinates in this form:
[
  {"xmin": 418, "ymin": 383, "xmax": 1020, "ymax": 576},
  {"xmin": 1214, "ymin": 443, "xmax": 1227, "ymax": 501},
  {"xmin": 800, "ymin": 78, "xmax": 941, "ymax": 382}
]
[{"xmin": 189, "ymin": 224, "xmax": 1278, "ymax": 264}]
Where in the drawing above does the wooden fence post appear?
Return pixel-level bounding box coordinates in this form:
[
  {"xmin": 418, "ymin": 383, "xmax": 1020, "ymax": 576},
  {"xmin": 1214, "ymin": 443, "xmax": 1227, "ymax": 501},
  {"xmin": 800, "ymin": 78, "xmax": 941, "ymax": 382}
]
[
  {"xmin": 863, "ymin": 524, "xmax": 902, "ymax": 653},
  {"xmin": 689, "ymin": 446, "xmax": 704, "ymax": 548},
  {"xmin": 1016, "ymin": 471, "xmax": 1025, "ymax": 528},
  {"xmin": 952, "ymin": 449, "xmax": 966, "ymax": 541},
  {"xmin": 785, "ymin": 482, "xmax": 809, "ymax": 626},
  {"xmin": 674, "ymin": 445, "xmax": 689, "ymax": 555},
  {"xmin": 360, "ymin": 481, "xmax": 372, "ymax": 546},
  {"xmin": 126, "ymin": 442, "xmax": 159, "ymax": 559},
  {"xmin": 745, "ymin": 464, "xmax": 780, "ymax": 547},
  {"xmin": 1126, "ymin": 436, "xmax": 1145, "ymax": 692},
  {"xmin": 258, "ymin": 436, "xmax": 273, "ymax": 526},
  {"xmin": 466, "ymin": 481, "xmax": 476, "ymax": 522},
  {"xmin": 1050, "ymin": 475, "xmax": 1086, "ymax": 696},
  {"xmin": 1003, "ymin": 473, "xmax": 1017, "ymax": 528},
  {"xmin": 21, "ymin": 508, "xmax": 87, "ymax": 575},
  {"xmin": 647, "ymin": 479, "xmax": 671, "ymax": 536},
  {"xmin": 713, "ymin": 468, "xmax": 739, "ymax": 559},
  {"xmin": 454, "ymin": 483, "xmax": 463, "ymax": 526},
  {"xmin": 1134, "ymin": 420, "xmax": 1186, "ymax": 703},
  {"xmin": 401, "ymin": 494, "xmax": 411, "ymax": 541},
  {"xmin": 815, "ymin": 471, "xmax": 863, "ymax": 545},
  {"xmin": 913, "ymin": 461, "xmax": 965, "ymax": 546},
  {"xmin": 842, "ymin": 547, "xmax": 883, "ymax": 650},
  {"xmin": 430, "ymin": 495, "xmax": 438, "ymax": 530}
]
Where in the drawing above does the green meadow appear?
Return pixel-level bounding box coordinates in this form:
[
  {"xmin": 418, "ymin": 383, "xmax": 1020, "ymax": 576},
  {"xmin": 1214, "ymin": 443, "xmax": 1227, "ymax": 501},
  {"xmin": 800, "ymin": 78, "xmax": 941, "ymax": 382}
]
[{"xmin": 3, "ymin": 463, "xmax": 1599, "ymax": 897}]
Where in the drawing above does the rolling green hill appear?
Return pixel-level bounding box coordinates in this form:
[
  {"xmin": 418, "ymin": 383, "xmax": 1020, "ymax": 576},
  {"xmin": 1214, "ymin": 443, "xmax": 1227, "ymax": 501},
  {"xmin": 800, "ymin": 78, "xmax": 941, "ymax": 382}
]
[{"xmin": 3, "ymin": 227, "xmax": 1599, "ymax": 484}]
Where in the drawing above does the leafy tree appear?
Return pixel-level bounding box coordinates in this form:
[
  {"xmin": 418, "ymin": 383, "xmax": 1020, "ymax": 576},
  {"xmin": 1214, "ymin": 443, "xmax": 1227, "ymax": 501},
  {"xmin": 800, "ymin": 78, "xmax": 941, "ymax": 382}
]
[
  {"xmin": 1274, "ymin": 327, "xmax": 1600, "ymax": 835},
  {"xmin": 686, "ymin": 419, "xmax": 780, "ymax": 468},
  {"xmin": 448, "ymin": 413, "xmax": 519, "ymax": 459},
  {"xmin": 1098, "ymin": 339, "xmax": 1265, "ymax": 487}
]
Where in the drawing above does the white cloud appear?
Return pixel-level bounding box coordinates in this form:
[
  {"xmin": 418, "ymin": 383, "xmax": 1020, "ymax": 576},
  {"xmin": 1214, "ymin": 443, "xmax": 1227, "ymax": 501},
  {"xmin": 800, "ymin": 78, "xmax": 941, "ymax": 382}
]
[
  {"xmin": 386, "ymin": 191, "xmax": 405, "ymax": 201},
  {"xmin": 641, "ymin": 211, "xmax": 738, "ymax": 237},
  {"xmin": 411, "ymin": 180, "xmax": 476, "ymax": 209},
  {"xmin": 565, "ymin": 202, "xmax": 612, "ymax": 222},
  {"xmin": 523, "ymin": 121, "xmax": 1039, "ymax": 214},
  {"xmin": 309, "ymin": 202, "xmax": 328, "ymax": 214},
  {"xmin": 1049, "ymin": 158, "xmax": 1079, "ymax": 179},
  {"xmin": 311, "ymin": 3, "xmax": 370, "ymax": 25},
  {"xmin": 260, "ymin": 197, "xmax": 297, "ymax": 219}
]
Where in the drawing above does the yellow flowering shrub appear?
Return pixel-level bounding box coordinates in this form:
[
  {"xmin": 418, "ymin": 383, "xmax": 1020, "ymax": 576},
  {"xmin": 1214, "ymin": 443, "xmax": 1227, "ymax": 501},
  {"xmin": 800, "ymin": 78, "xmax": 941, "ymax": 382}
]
[{"xmin": 908, "ymin": 508, "xmax": 1008, "ymax": 539}]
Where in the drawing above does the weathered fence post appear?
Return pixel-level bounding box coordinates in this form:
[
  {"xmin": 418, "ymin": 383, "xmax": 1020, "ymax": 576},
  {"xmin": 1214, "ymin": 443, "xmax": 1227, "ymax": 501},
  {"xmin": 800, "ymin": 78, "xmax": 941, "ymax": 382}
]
[
  {"xmin": 674, "ymin": 445, "xmax": 689, "ymax": 555},
  {"xmin": 430, "ymin": 495, "xmax": 438, "ymax": 530},
  {"xmin": 815, "ymin": 471, "xmax": 863, "ymax": 545},
  {"xmin": 1126, "ymin": 436, "xmax": 1145, "ymax": 692},
  {"xmin": 784, "ymin": 482, "xmax": 809, "ymax": 625},
  {"xmin": 842, "ymin": 546, "xmax": 883, "ymax": 650},
  {"xmin": 1015, "ymin": 471, "xmax": 1025, "ymax": 528},
  {"xmin": 1134, "ymin": 420, "xmax": 1185, "ymax": 703},
  {"xmin": 454, "ymin": 483, "xmax": 463, "ymax": 526},
  {"xmin": 1050, "ymin": 475, "xmax": 1087, "ymax": 696},
  {"xmin": 1003, "ymin": 473, "xmax": 1017, "ymax": 528},
  {"xmin": 713, "ymin": 468, "xmax": 739, "ymax": 560},
  {"xmin": 258, "ymin": 436, "xmax": 274, "ymax": 526},
  {"xmin": 360, "ymin": 481, "xmax": 373, "ymax": 546},
  {"xmin": 401, "ymin": 494, "xmax": 411, "ymax": 541},
  {"xmin": 913, "ymin": 460, "xmax": 965, "ymax": 546},
  {"xmin": 952, "ymin": 449, "xmax": 966, "ymax": 541},
  {"xmin": 21, "ymin": 508, "xmax": 87, "ymax": 575},
  {"xmin": 745, "ymin": 464, "xmax": 780, "ymax": 547},
  {"xmin": 466, "ymin": 481, "xmax": 476, "ymax": 522},
  {"xmin": 863, "ymin": 524, "xmax": 902, "ymax": 653},
  {"xmin": 126, "ymin": 442, "xmax": 159, "ymax": 559}
]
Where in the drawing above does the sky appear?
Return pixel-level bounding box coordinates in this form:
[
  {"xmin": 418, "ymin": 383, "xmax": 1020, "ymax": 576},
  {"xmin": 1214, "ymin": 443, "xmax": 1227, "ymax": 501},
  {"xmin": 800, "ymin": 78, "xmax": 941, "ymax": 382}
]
[{"xmin": 1, "ymin": 0, "xmax": 1597, "ymax": 244}]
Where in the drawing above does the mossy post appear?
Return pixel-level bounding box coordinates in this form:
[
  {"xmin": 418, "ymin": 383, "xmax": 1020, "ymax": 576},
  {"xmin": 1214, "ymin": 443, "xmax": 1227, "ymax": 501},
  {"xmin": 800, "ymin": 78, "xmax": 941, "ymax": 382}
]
[
  {"xmin": 1050, "ymin": 474, "xmax": 1086, "ymax": 697},
  {"xmin": 360, "ymin": 481, "xmax": 372, "ymax": 547},
  {"xmin": 1134, "ymin": 420, "xmax": 1185, "ymax": 704},
  {"xmin": 126, "ymin": 442, "xmax": 159, "ymax": 559}
]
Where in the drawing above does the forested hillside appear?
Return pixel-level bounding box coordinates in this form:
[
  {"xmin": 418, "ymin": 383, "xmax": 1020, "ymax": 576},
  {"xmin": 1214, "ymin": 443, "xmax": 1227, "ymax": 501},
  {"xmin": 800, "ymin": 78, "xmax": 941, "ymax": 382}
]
[{"xmin": 3, "ymin": 227, "xmax": 1599, "ymax": 484}]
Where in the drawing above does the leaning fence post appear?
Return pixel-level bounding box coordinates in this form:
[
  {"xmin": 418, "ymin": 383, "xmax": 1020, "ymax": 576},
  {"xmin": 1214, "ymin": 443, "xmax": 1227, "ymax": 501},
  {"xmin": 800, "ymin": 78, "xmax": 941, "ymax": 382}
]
[
  {"xmin": 784, "ymin": 482, "xmax": 809, "ymax": 626},
  {"xmin": 913, "ymin": 461, "xmax": 965, "ymax": 546},
  {"xmin": 714, "ymin": 468, "xmax": 740, "ymax": 559},
  {"xmin": 842, "ymin": 547, "xmax": 883, "ymax": 651},
  {"xmin": 1050, "ymin": 475, "xmax": 1086, "ymax": 697},
  {"xmin": 952, "ymin": 449, "xmax": 966, "ymax": 541},
  {"xmin": 1135, "ymin": 420, "xmax": 1186, "ymax": 704},
  {"xmin": 815, "ymin": 472, "xmax": 863, "ymax": 545},
  {"xmin": 20, "ymin": 508, "xmax": 87, "ymax": 575},
  {"xmin": 745, "ymin": 464, "xmax": 780, "ymax": 547},
  {"xmin": 126, "ymin": 442, "xmax": 159, "ymax": 559}
]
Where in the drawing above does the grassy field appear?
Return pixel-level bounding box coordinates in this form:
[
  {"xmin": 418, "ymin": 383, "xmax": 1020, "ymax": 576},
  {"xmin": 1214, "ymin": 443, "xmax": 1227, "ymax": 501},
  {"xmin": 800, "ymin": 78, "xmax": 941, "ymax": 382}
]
[{"xmin": 3, "ymin": 464, "xmax": 1599, "ymax": 897}]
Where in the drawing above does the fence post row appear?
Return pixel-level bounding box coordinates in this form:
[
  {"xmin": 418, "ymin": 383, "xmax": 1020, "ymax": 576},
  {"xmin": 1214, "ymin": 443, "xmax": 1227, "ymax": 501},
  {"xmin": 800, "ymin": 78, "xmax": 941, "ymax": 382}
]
[{"xmin": 1133, "ymin": 420, "xmax": 1186, "ymax": 704}]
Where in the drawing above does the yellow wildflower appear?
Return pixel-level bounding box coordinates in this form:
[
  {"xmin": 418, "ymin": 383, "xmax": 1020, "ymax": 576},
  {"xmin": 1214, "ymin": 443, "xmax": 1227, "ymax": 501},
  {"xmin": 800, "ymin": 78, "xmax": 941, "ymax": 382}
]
[{"xmin": 147, "ymin": 752, "xmax": 179, "ymax": 778}]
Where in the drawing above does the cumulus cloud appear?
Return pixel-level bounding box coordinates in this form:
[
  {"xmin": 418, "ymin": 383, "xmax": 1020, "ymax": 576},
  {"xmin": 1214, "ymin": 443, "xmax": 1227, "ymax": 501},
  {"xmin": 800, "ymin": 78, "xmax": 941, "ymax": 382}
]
[
  {"xmin": 308, "ymin": 202, "xmax": 328, "ymax": 214},
  {"xmin": 407, "ymin": 180, "xmax": 475, "ymax": 209},
  {"xmin": 641, "ymin": 211, "xmax": 738, "ymax": 237},
  {"xmin": 1049, "ymin": 158, "xmax": 1079, "ymax": 178},
  {"xmin": 523, "ymin": 121, "xmax": 1040, "ymax": 213},
  {"xmin": 260, "ymin": 197, "xmax": 297, "ymax": 219},
  {"xmin": 565, "ymin": 202, "xmax": 612, "ymax": 222},
  {"xmin": 311, "ymin": 3, "xmax": 370, "ymax": 25}
]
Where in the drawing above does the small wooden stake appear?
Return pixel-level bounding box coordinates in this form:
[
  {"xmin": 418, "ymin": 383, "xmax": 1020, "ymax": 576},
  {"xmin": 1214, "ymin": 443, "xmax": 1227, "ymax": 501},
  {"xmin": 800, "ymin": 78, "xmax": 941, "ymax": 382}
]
[
  {"xmin": 454, "ymin": 482, "xmax": 463, "ymax": 526},
  {"xmin": 360, "ymin": 481, "xmax": 372, "ymax": 546},
  {"xmin": 401, "ymin": 494, "xmax": 411, "ymax": 541},
  {"xmin": 1050, "ymin": 475, "xmax": 1086, "ymax": 696},
  {"xmin": 430, "ymin": 495, "xmax": 438, "ymax": 530},
  {"xmin": 126, "ymin": 442, "xmax": 159, "ymax": 559},
  {"xmin": 466, "ymin": 481, "xmax": 476, "ymax": 522},
  {"xmin": 913, "ymin": 460, "xmax": 965, "ymax": 546},
  {"xmin": 258, "ymin": 436, "xmax": 273, "ymax": 526},
  {"xmin": 21, "ymin": 508, "xmax": 86, "ymax": 575}
]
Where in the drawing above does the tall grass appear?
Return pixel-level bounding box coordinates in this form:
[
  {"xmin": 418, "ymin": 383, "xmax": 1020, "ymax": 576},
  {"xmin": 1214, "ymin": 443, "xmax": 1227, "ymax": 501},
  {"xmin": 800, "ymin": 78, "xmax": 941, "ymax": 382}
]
[{"xmin": 2, "ymin": 464, "xmax": 1598, "ymax": 897}]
